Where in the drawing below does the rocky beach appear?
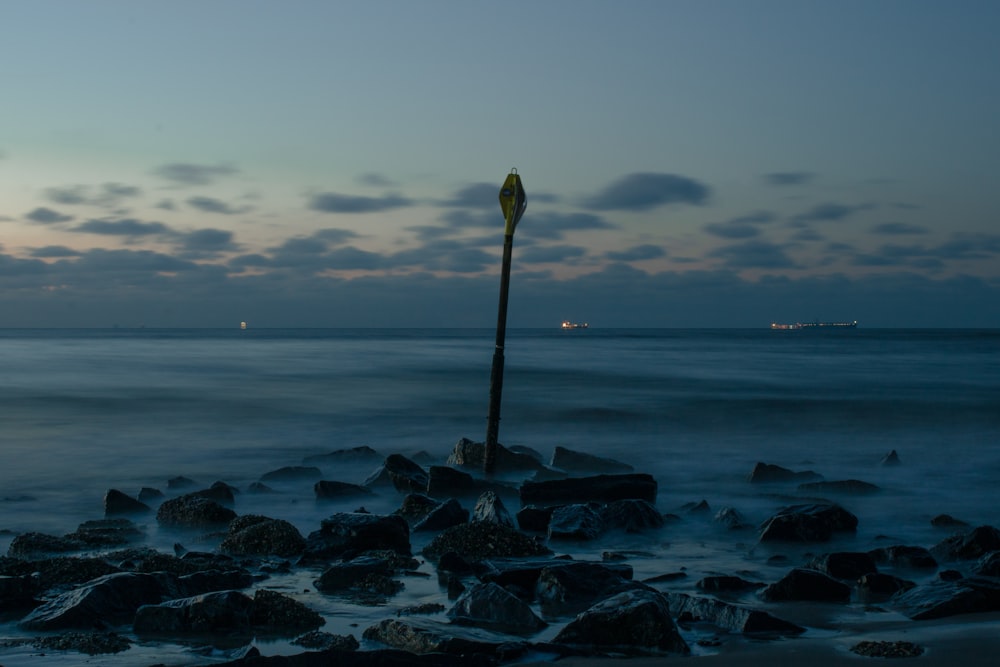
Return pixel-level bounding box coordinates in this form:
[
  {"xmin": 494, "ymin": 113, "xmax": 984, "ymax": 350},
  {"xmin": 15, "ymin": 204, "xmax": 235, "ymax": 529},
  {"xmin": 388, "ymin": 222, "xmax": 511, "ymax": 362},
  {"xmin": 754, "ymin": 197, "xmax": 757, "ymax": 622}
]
[{"xmin": 4, "ymin": 439, "xmax": 1000, "ymax": 666}]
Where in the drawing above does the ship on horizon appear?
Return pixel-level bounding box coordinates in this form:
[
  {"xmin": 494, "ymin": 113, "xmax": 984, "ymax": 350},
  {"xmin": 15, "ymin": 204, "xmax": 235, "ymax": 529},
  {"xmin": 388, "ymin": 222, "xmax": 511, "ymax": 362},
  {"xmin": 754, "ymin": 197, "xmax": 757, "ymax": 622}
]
[
  {"xmin": 561, "ymin": 320, "xmax": 589, "ymax": 329},
  {"xmin": 771, "ymin": 320, "xmax": 857, "ymax": 330}
]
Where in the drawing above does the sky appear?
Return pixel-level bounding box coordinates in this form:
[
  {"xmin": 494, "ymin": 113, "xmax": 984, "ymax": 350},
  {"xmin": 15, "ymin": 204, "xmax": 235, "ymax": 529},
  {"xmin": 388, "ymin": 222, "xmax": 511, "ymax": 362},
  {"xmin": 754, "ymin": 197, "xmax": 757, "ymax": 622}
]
[{"xmin": 2, "ymin": 0, "xmax": 999, "ymax": 328}]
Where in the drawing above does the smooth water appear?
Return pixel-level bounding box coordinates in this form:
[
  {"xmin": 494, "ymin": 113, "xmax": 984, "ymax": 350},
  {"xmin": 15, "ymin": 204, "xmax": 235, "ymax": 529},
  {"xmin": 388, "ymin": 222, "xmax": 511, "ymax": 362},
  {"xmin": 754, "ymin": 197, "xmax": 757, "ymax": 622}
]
[{"xmin": 1, "ymin": 328, "xmax": 999, "ymax": 662}]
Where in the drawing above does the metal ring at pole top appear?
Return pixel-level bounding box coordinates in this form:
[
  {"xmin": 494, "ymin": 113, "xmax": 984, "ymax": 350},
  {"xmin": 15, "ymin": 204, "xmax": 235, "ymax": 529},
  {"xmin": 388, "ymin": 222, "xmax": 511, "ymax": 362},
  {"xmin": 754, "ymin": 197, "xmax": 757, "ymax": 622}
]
[{"xmin": 510, "ymin": 168, "xmax": 518, "ymax": 174}]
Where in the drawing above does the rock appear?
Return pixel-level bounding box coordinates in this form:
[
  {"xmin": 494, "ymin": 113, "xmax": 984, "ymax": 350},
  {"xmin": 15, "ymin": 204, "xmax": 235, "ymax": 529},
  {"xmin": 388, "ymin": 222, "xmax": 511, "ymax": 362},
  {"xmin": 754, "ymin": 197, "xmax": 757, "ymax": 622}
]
[
  {"xmin": 302, "ymin": 445, "xmax": 383, "ymax": 467},
  {"xmin": 516, "ymin": 505, "xmax": 555, "ymax": 532},
  {"xmin": 2, "ymin": 555, "xmax": 121, "ymax": 590},
  {"xmin": 600, "ymin": 499, "xmax": 665, "ymax": 533},
  {"xmin": 422, "ymin": 521, "xmax": 550, "ymax": 563},
  {"xmin": 667, "ymin": 592, "xmax": 805, "ymax": 636},
  {"xmin": 0, "ymin": 573, "xmax": 38, "ymax": 609},
  {"xmin": 302, "ymin": 513, "xmax": 411, "ymax": 563},
  {"xmin": 930, "ymin": 525, "xmax": 1000, "ymax": 562},
  {"xmin": 363, "ymin": 616, "xmax": 528, "ymax": 659},
  {"xmin": 807, "ymin": 551, "xmax": 878, "ymax": 580},
  {"xmin": 519, "ymin": 473, "xmax": 657, "ymax": 506},
  {"xmin": 852, "ymin": 640, "xmax": 923, "ymax": 658},
  {"xmin": 7, "ymin": 532, "xmax": 84, "ymax": 558},
  {"xmin": 259, "ymin": 466, "xmax": 323, "ymax": 483},
  {"xmin": 858, "ymin": 572, "xmax": 916, "ymax": 599},
  {"xmin": 473, "ymin": 557, "xmax": 622, "ymax": 595},
  {"xmin": 247, "ymin": 482, "xmax": 275, "ymax": 494},
  {"xmin": 426, "ymin": 466, "xmax": 503, "ymax": 499},
  {"xmin": 397, "ymin": 602, "xmax": 446, "ymax": 616},
  {"xmin": 682, "ymin": 499, "xmax": 711, "ymax": 514},
  {"xmin": 552, "ymin": 588, "xmax": 689, "ymax": 656},
  {"xmin": 155, "ymin": 494, "xmax": 237, "ymax": 529},
  {"xmin": 104, "ymin": 489, "xmax": 151, "ymax": 516},
  {"xmin": 134, "ymin": 589, "xmax": 254, "ymax": 636},
  {"xmin": 446, "ymin": 437, "xmax": 545, "ymax": 473},
  {"xmin": 291, "ymin": 630, "xmax": 360, "ymax": 651},
  {"xmin": 250, "ymin": 589, "xmax": 325, "ymax": 634},
  {"xmin": 138, "ymin": 487, "xmax": 164, "ymax": 503},
  {"xmin": 536, "ymin": 562, "xmax": 641, "ymax": 615},
  {"xmin": 220, "ymin": 515, "xmax": 306, "ymax": 558},
  {"xmin": 167, "ymin": 476, "xmax": 198, "ymax": 490},
  {"xmin": 413, "ymin": 499, "xmax": 468, "ymax": 533},
  {"xmin": 314, "ymin": 556, "xmax": 392, "ymax": 593},
  {"xmin": 798, "ymin": 479, "xmax": 880, "ymax": 495},
  {"xmin": 447, "ymin": 582, "xmax": 546, "ymax": 634},
  {"xmin": 19, "ymin": 572, "xmax": 166, "ymax": 631},
  {"xmin": 758, "ymin": 503, "xmax": 858, "ymax": 542},
  {"xmin": 28, "ymin": 631, "xmax": 132, "ymax": 655},
  {"xmin": 208, "ymin": 646, "xmax": 495, "ymax": 667},
  {"xmin": 550, "ymin": 446, "xmax": 633, "ymax": 474},
  {"xmin": 758, "ymin": 568, "xmax": 852, "ymax": 602},
  {"xmin": 364, "ymin": 454, "xmax": 429, "ymax": 494},
  {"xmin": 879, "ymin": 450, "xmax": 902, "ymax": 466},
  {"xmin": 471, "ymin": 490, "xmax": 514, "ymax": 528},
  {"xmin": 714, "ymin": 506, "xmax": 750, "ymax": 530},
  {"xmin": 931, "ymin": 513, "xmax": 970, "ymax": 528},
  {"xmin": 395, "ymin": 493, "xmax": 443, "ymax": 522},
  {"xmin": 868, "ymin": 545, "xmax": 937, "ymax": 570},
  {"xmin": 973, "ymin": 551, "xmax": 1000, "ymax": 577},
  {"xmin": 747, "ymin": 462, "xmax": 822, "ymax": 483},
  {"xmin": 547, "ymin": 504, "xmax": 605, "ymax": 541},
  {"xmin": 314, "ymin": 480, "xmax": 373, "ymax": 500},
  {"xmin": 67, "ymin": 519, "xmax": 144, "ymax": 549},
  {"xmin": 892, "ymin": 577, "xmax": 1000, "ymax": 619},
  {"xmin": 695, "ymin": 575, "xmax": 764, "ymax": 593}
]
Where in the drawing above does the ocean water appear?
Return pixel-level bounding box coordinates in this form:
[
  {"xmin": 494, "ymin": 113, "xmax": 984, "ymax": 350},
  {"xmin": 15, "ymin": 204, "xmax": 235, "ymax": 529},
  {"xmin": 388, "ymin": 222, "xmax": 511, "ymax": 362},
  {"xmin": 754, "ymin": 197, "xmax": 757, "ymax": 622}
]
[{"xmin": 1, "ymin": 327, "xmax": 999, "ymax": 662}]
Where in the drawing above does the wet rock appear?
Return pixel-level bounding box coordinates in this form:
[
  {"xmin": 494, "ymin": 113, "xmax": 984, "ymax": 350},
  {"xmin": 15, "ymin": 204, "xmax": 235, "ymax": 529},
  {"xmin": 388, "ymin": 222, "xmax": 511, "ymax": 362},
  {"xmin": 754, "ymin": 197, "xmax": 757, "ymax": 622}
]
[
  {"xmin": 536, "ymin": 561, "xmax": 641, "ymax": 616},
  {"xmin": 516, "ymin": 505, "xmax": 555, "ymax": 532},
  {"xmin": 550, "ymin": 446, "xmax": 633, "ymax": 474},
  {"xmin": 879, "ymin": 449, "xmax": 902, "ymax": 466},
  {"xmin": 931, "ymin": 514, "xmax": 970, "ymax": 528},
  {"xmin": 167, "ymin": 476, "xmax": 198, "ymax": 490},
  {"xmin": 714, "ymin": 506, "xmax": 750, "ymax": 530},
  {"xmin": 156, "ymin": 493, "xmax": 237, "ymax": 529},
  {"xmin": 314, "ymin": 556, "xmax": 393, "ymax": 593},
  {"xmin": 891, "ymin": 576, "xmax": 1000, "ymax": 619},
  {"xmin": 519, "ymin": 473, "xmax": 657, "ymax": 506},
  {"xmin": 852, "ymin": 640, "xmax": 923, "ymax": 658},
  {"xmin": 364, "ymin": 454, "xmax": 429, "ymax": 494},
  {"xmin": 552, "ymin": 588, "xmax": 689, "ymax": 656},
  {"xmin": 247, "ymin": 482, "xmax": 275, "ymax": 494},
  {"xmin": 473, "ymin": 557, "xmax": 622, "ymax": 595},
  {"xmin": 758, "ymin": 568, "xmax": 852, "ymax": 602},
  {"xmin": 363, "ymin": 616, "xmax": 528, "ymax": 658},
  {"xmin": 930, "ymin": 525, "xmax": 1000, "ymax": 562},
  {"xmin": 0, "ymin": 573, "xmax": 38, "ymax": 609},
  {"xmin": 290, "ymin": 630, "xmax": 360, "ymax": 651},
  {"xmin": 798, "ymin": 479, "xmax": 880, "ymax": 495},
  {"xmin": 868, "ymin": 545, "xmax": 937, "ymax": 570},
  {"xmin": 250, "ymin": 589, "xmax": 325, "ymax": 634},
  {"xmin": 395, "ymin": 493, "xmax": 443, "ymax": 522},
  {"xmin": 397, "ymin": 602, "xmax": 446, "ymax": 616},
  {"xmin": 437, "ymin": 551, "xmax": 474, "ymax": 576},
  {"xmin": 134, "ymin": 589, "xmax": 254, "ymax": 636},
  {"xmin": 138, "ymin": 487, "xmax": 164, "ymax": 503},
  {"xmin": 695, "ymin": 575, "xmax": 764, "ymax": 593},
  {"xmin": 314, "ymin": 480, "xmax": 373, "ymax": 500},
  {"xmin": 413, "ymin": 499, "xmax": 468, "ymax": 533},
  {"xmin": 19, "ymin": 572, "xmax": 166, "ymax": 631},
  {"xmin": 447, "ymin": 582, "xmax": 546, "ymax": 634},
  {"xmin": 547, "ymin": 504, "xmax": 605, "ymax": 541},
  {"xmin": 29, "ymin": 631, "xmax": 132, "ymax": 655},
  {"xmin": 422, "ymin": 521, "xmax": 550, "ymax": 563},
  {"xmin": 807, "ymin": 551, "xmax": 878, "ymax": 580},
  {"xmin": 682, "ymin": 499, "xmax": 711, "ymax": 514},
  {"xmin": 104, "ymin": 489, "xmax": 152, "ymax": 516},
  {"xmin": 471, "ymin": 490, "xmax": 514, "ymax": 528},
  {"xmin": 758, "ymin": 503, "xmax": 858, "ymax": 542},
  {"xmin": 302, "ymin": 445, "xmax": 383, "ymax": 467},
  {"xmin": 7, "ymin": 532, "xmax": 84, "ymax": 558},
  {"xmin": 260, "ymin": 466, "xmax": 323, "ymax": 483},
  {"xmin": 220, "ymin": 515, "xmax": 306, "ymax": 558},
  {"xmin": 0, "ymin": 555, "xmax": 121, "ymax": 590},
  {"xmin": 302, "ymin": 513, "xmax": 411, "ymax": 563},
  {"xmin": 973, "ymin": 551, "xmax": 1000, "ymax": 577},
  {"xmin": 426, "ymin": 466, "xmax": 504, "ymax": 499},
  {"xmin": 667, "ymin": 592, "xmax": 805, "ymax": 635},
  {"xmin": 68, "ymin": 518, "xmax": 144, "ymax": 549},
  {"xmin": 747, "ymin": 462, "xmax": 822, "ymax": 484},
  {"xmin": 446, "ymin": 437, "xmax": 545, "ymax": 473},
  {"xmin": 858, "ymin": 572, "xmax": 916, "ymax": 599},
  {"xmin": 600, "ymin": 499, "xmax": 665, "ymax": 533}
]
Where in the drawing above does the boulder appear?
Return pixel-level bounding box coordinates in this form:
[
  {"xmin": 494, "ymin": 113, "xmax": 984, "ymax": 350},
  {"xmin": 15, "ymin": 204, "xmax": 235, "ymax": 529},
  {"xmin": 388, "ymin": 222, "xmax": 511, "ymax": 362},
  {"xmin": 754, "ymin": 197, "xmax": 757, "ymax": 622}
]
[
  {"xmin": 363, "ymin": 616, "xmax": 528, "ymax": 659},
  {"xmin": 550, "ymin": 446, "xmax": 633, "ymax": 474},
  {"xmin": 516, "ymin": 505, "xmax": 555, "ymax": 532},
  {"xmin": 67, "ymin": 519, "xmax": 144, "ymax": 549},
  {"xmin": 667, "ymin": 592, "xmax": 805, "ymax": 636},
  {"xmin": 857, "ymin": 573, "xmax": 916, "ymax": 600},
  {"xmin": 104, "ymin": 489, "xmax": 151, "ymax": 516},
  {"xmin": 758, "ymin": 503, "xmax": 858, "ymax": 542},
  {"xmin": 220, "ymin": 515, "xmax": 306, "ymax": 558},
  {"xmin": 19, "ymin": 572, "xmax": 166, "ymax": 631},
  {"xmin": 880, "ymin": 449, "xmax": 902, "ymax": 466},
  {"xmin": 747, "ymin": 462, "xmax": 822, "ymax": 484},
  {"xmin": 536, "ymin": 561, "xmax": 641, "ymax": 616},
  {"xmin": 695, "ymin": 575, "xmax": 764, "ymax": 593},
  {"xmin": 892, "ymin": 577, "xmax": 1000, "ymax": 620},
  {"xmin": 314, "ymin": 480, "xmax": 373, "ymax": 501},
  {"xmin": 422, "ymin": 522, "xmax": 550, "ymax": 563},
  {"xmin": 471, "ymin": 490, "xmax": 514, "ymax": 528},
  {"xmin": 413, "ymin": 499, "xmax": 468, "ymax": 533},
  {"xmin": 547, "ymin": 504, "xmax": 605, "ymax": 541},
  {"xmin": 973, "ymin": 551, "xmax": 1000, "ymax": 577},
  {"xmin": 714, "ymin": 506, "xmax": 750, "ymax": 530},
  {"xmin": 0, "ymin": 574, "xmax": 38, "ymax": 610},
  {"xmin": 930, "ymin": 525, "xmax": 1000, "ymax": 562},
  {"xmin": 447, "ymin": 582, "xmax": 546, "ymax": 634},
  {"xmin": 302, "ymin": 445, "xmax": 383, "ymax": 467},
  {"xmin": 156, "ymin": 494, "xmax": 237, "ymax": 530},
  {"xmin": 473, "ymin": 558, "xmax": 628, "ymax": 596},
  {"xmin": 552, "ymin": 588, "xmax": 689, "ymax": 656},
  {"xmin": 868, "ymin": 545, "xmax": 937, "ymax": 570},
  {"xmin": 798, "ymin": 479, "xmax": 880, "ymax": 495},
  {"xmin": 426, "ymin": 466, "xmax": 504, "ymax": 499},
  {"xmin": 134, "ymin": 589, "xmax": 255, "ymax": 636},
  {"xmin": 167, "ymin": 476, "xmax": 198, "ymax": 490},
  {"xmin": 302, "ymin": 513, "xmax": 410, "ymax": 563},
  {"xmin": 807, "ymin": 552, "xmax": 878, "ymax": 580},
  {"xmin": 7, "ymin": 532, "xmax": 84, "ymax": 558},
  {"xmin": 758, "ymin": 568, "xmax": 851, "ymax": 602},
  {"xmin": 138, "ymin": 487, "xmax": 165, "ymax": 503},
  {"xmin": 364, "ymin": 454, "xmax": 429, "ymax": 494},
  {"xmin": 600, "ymin": 499, "xmax": 665, "ymax": 533},
  {"xmin": 931, "ymin": 514, "xmax": 970, "ymax": 528},
  {"xmin": 259, "ymin": 466, "xmax": 323, "ymax": 483},
  {"xmin": 519, "ymin": 473, "xmax": 657, "ymax": 506},
  {"xmin": 446, "ymin": 437, "xmax": 545, "ymax": 473},
  {"xmin": 394, "ymin": 493, "xmax": 442, "ymax": 522},
  {"xmin": 314, "ymin": 556, "xmax": 392, "ymax": 593}
]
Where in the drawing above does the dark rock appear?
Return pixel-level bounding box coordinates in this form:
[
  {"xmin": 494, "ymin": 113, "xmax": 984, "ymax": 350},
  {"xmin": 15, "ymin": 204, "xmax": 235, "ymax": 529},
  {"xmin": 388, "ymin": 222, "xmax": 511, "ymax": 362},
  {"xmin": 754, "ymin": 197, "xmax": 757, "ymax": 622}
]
[
  {"xmin": 516, "ymin": 505, "xmax": 555, "ymax": 532},
  {"xmin": 395, "ymin": 493, "xmax": 443, "ymax": 522},
  {"xmin": 547, "ymin": 504, "xmax": 605, "ymax": 541},
  {"xmin": 471, "ymin": 490, "xmax": 514, "ymax": 528},
  {"xmin": 19, "ymin": 572, "xmax": 166, "ymax": 631},
  {"xmin": 207, "ymin": 646, "xmax": 495, "ymax": 667},
  {"xmin": 939, "ymin": 569, "xmax": 964, "ymax": 582},
  {"xmin": 758, "ymin": 503, "xmax": 858, "ymax": 542},
  {"xmin": 550, "ymin": 446, "xmax": 633, "ymax": 474},
  {"xmin": 973, "ymin": 551, "xmax": 1000, "ymax": 577},
  {"xmin": 260, "ymin": 466, "xmax": 323, "ymax": 483},
  {"xmin": 426, "ymin": 466, "xmax": 504, "ymax": 499},
  {"xmin": 807, "ymin": 551, "xmax": 878, "ymax": 580},
  {"xmin": 667, "ymin": 592, "xmax": 805, "ymax": 635},
  {"xmin": 168, "ymin": 569, "xmax": 255, "ymax": 599},
  {"xmin": 291, "ymin": 630, "xmax": 359, "ymax": 651},
  {"xmin": 422, "ymin": 521, "xmax": 550, "ymax": 563},
  {"xmin": 535, "ymin": 561, "xmax": 639, "ymax": 615},
  {"xmin": 1, "ymin": 555, "xmax": 121, "ymax": 590},
  {"xmin": 104, "ymin": 489, "xmax": 151, "ymax": 516},
  {"xmin": 879, "ymin": 449, "xmax": 902, "ymax": 466},
  {"xmin": 363, "ymin": 616, "xmax": 528, "ymax": 658},
  {"xmin": 682, "ymin": 499, "xmax": 711, "ymax": 514},
  {"xmin": 472, "ymin": 557, "xmax": 612, "ymax": 594},
  {"xmin": 930, "ymin": 525, "xmax": 1000, "ymax": 562},
  {"xmin": 156, "ymin": 493, "xmax": 237, "ymax": 529},
  {"xmin": 852, "ymin": 640, "xmax": 923, "ymax": 658},
  {"xmin": 364, "ymin": 454, "xmax": 429, "ymax": 494},
  {"xmin": 892, "ymin": 577, "xmax": 1000, "ymax": 619},
  {"xmin": 137, "ymin": 487, "xmax": 164, "ymax": 503},
  {"xmin": 714, "ymin": 506, "xmax": 750, "ymax": 529},
  {"xmin": 167, "ymin": 476, "xmax": 198, "ymax": 490},
  {"xmin": 315, "ymin": 480, "xmax": 373, "ymax": 500},
  {"xmin": 302, "ymin": 513, "xmax": 411, "ymax": 563},
  {"xmin": 220, "ymin": 515, "xmax": 306, "ymax": 558},
  {"xmin": 447, "ymin": 582, "xmax": 546, "ymax": 634},
  {"xmin": 303, "ymin": 445, "xmax": 383, "ymax": 467},
  {"xmin": 858, "ymin": 572, "xmax": 916, "ymax": 599},
  {"xmin": 695, "ymin": 575, "xmax": 764, "ymax": 593},
  {"xmin": 446, "ymin": 437, "xmax": 545, "ymax": 473},
  {"xmin": 747, "ymin": 462, "xmax": 822, "ymax": 483},
  {"xmin": 436, "ymin": 551, "xmax": 474, "ymax": 575},
  {"xmin": 798, "ymin": 479, "xmax": 880, "ymax": 495},
  {"xmin": 7, "ymin": 532, "xmax": 83, "ymax": 558},
  {"xmin": 868, "ymin": 545, "xmax": 938, "ymax": 570},
  {"xmin": 67, "ymin": 518, "xmax": 144, "ymax": 549},
  {"xmin": 250, "ymin": 588, "xmax": 325, "ymax": 634},
  {"xmin": 643, "ymin": 571, "xmax": 688, "ymax": 583},
  {"xmin": 931, "ymin": 514, "xmax": 970, "ymax": 528},
  {"xmin": 552, "ymin": 588, "xmax": 689, "ymax": 656},
  {"xmin": 314, "ymin": 556, "xmax": 392, "ymax": 593},
  {"xmin": 759, "ymin": 568, "xmax": 852, "ymax": 602},
  {"xmin": 247, "ymin": 482, "xmax": 275, "ymax": 494},
  {"xmin": 397, "ymin": 602, "xmax": 446, "ymax": 616},
  {"xmin": 600, "ymin": 499, "xmax": 665, "ymax": 533},
  {"xmin": 519, "ymin": 473, "xmax": 657, "ymax": 506},
  {"xmin": 0, "ymin": 573, "xmax": 38, "ymax": 609},
  {"xmin": 28, "ymin": 631, "xmax": 132, "ymax": 655},
  {"xmin": 414, "ymin": 499, "xmax": 468, "ymax": 533},
  {"xmin": 134, "ymin": 589, "xmax": 254, "ymax": 636}
]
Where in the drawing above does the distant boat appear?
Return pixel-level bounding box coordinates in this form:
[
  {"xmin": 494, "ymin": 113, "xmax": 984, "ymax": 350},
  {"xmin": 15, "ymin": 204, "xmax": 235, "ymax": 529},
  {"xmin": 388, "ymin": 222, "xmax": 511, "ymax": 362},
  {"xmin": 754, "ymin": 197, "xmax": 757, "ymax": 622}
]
[
  {"xmin": 561, "ymin": 321, "xmax": 589, "ymax": 329},
  {"xmin": 771, "ymin": 320, "xmax": 857, "ymax": 330},
  {"xmin": 240, "ymin": 321, "xmax": 247, "ymax": 330}
]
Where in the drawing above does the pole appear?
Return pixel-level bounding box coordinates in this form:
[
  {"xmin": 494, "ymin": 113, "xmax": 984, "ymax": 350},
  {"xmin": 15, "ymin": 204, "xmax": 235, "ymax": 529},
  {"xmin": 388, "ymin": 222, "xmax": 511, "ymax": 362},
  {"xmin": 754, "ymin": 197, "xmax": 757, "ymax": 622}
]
[{"xmin": 484, "ymin": 231, "xmax": 515, "ymax": 475}]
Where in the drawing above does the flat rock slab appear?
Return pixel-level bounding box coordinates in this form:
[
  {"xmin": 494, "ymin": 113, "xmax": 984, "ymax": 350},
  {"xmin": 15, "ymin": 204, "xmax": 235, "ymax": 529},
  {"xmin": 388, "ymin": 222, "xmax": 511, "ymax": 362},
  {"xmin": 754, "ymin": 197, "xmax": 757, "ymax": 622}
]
[{"xmin": 519, "ymin": 474, "xmax": 657, "ymax": 506}]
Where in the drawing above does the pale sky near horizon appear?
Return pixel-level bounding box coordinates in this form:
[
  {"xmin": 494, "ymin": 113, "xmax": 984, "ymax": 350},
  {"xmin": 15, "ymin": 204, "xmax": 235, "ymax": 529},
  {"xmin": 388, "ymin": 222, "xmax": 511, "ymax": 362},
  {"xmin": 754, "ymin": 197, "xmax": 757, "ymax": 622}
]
[{"xmin": 2, "ymin": 0, "xmax": 999, "ymax": 328}]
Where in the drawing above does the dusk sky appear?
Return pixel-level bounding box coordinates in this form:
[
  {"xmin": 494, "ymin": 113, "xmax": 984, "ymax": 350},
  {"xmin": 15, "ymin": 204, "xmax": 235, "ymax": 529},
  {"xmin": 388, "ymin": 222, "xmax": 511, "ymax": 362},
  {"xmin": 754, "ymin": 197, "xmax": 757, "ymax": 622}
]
[{"xmin": 2, "ymin": 0, "xmax": 999, "ymax": 328}]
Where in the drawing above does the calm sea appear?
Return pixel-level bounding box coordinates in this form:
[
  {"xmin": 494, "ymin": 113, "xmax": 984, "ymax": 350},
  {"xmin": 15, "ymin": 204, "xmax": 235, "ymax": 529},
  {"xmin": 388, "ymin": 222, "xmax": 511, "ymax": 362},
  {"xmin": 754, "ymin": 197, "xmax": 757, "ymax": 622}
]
[{"xmin": 1, "ymin": 327, "xmax": 999, "ymax": 659}]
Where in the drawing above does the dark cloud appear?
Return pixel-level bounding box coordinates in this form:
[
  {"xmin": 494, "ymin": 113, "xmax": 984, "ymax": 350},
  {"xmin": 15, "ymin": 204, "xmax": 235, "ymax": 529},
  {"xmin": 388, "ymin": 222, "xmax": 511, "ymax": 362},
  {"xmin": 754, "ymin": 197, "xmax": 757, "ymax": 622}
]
[
  {"xmin": 186, "ymin": 196, "xmax": 249, "ymax": 215},
  {"xmin": 308, "ymin": 192, "xmax": 412, "ymax": 213},
  {"xmin": 603, "ymin": 244, "xmax": 667, "ymax": 261},
  {"xmin": 26, "ymin": 207, "xmax": 74, "ymax": 224},
  {"xmin": 325, "ymin": 246, "xmax": 384, "ymax": 271},
  {"xmin": 704, "ymin": 211, "xmax": 776, "ymax": 239},
  {"xmin": 764, "ymin": 172, "xmax": 815, "ymax": 186},
  {"xmin": 872, "ymin": 222, "xmax": 929, "ymax": 235},
  {"xmin": 155, "ymin": 199, "xmax": 177, "ymax": 211},
  {"xmin": 518, "ymin": 211, "xmax": 617, "ymax": 241},
  {"xmin": 153, "ymin": 162, "xmax": 239, "ymax": 186},
  {"xmin": 708, "ymin": 240, "xmax": 797, "ymax": 269},
  {"xmin": 43, "ymin": 183, "xmax": 143, "ymax": 207},
  {"xmin": 357, "ymin": 172, "xmax": 397, "ymax": 187},
  {"xmin": 519, "ymin": 244, "xmax": 587, "ymax": 264},
  {"xmin": 314, "ymin": 228, "xmax": 361, "ymax": 245},
  {"xmin": 44, "ymin": 186, "xmax": 88, "ymax": 205},
  {"xmin": 442, "ymin": 183, "xmax": 498, "ymax": 209},
  {"xmin": 792, "ymin": 202, "xmax": 872, "ymax": 224},
  {"xmin": 584, "ymin": 172, "xmax": 710, "ymax": 211},
  {"xmin": 72, "ymin": 218, "xmax": 173, "ymax": 237},
  {"xmin": 30, "ymin": 245, "xmax": 82, "ymax": 258},
  {"xmin": 178, "ymin": 228, "xmax": 237, "ymax": 254}
]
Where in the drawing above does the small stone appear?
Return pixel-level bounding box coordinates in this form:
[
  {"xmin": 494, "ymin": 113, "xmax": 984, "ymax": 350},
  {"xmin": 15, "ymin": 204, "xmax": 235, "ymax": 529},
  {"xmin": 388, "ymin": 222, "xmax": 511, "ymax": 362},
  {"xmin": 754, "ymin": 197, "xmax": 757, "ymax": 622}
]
[{"xmin": 850, "ymin": 640, "xmax": 924, "ymax": 658}]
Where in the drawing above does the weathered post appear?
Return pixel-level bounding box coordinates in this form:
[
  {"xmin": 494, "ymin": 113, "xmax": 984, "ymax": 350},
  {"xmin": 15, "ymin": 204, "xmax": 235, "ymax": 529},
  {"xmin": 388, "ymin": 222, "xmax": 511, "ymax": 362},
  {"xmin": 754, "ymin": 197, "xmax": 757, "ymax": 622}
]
[{"xmin": 484, "ymin": 169, "xmax": 526, "ymax": 476}]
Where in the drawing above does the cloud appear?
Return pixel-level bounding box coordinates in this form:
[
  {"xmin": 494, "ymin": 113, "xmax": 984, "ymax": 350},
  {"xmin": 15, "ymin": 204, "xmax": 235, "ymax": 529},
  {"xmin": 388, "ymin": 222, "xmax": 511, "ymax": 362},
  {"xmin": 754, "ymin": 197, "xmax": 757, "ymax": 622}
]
[
  {"xmin": 442, "ymin": 183, "xmax": 499, "ymax": 209},
  {"xmin": 703, "ymin": 222, "xmax": 759, "ymax": 239},
  {"xmin": 29, "ymin": 245, "xmax": 82, "ymax": 258},
  {"xmin": 314, "ymin": 228, "xmax": 362, "ymax": 245},
  {"xmin": 357, "ymin": 172, "xmax": 397, "ymax": 187},
  {"xmin": 178, "ymin": 228, "xmax": 237, "ymax": 254},
  {"xmin": 308, "ymin": 192, "xmax": 413, "ymax": 213},
  {"xmin": 153, "ymin": 162, "xmax": 239, "ymax": 186},
  {"xmin": 43, "ymin": 183, "xmax": 142, "ymax": 207},
  {"xmin": 603, "ymin": 244, "xmax": 667, "ymax": 261},
  {"xmin": 584, "ymin": 172, "xmax": 710, "ymax": 211},
  {"xmin": 764, "ymin": 172, "xmax": 815, "ymax": 186},
  {"xmin": 792, "ymin": 202, "xmax": 872, "ymax": 224},
  {"xmin": 72, "ymin": 218, "xmax": 173, "ymax": 237},
  {"xmin": 872, "ymin": 222, "xmax": 929, "ymax": 235},
  {"xmin": 518, "ymin": 211, "xmax": 618, "ymax": 241},
  {"xmin": 155, "ymin": 199, "xmax": 177, "ymax": 211},
  {"xmin": 186, "ymin": 196, "xmax": 250, "ymax": 215},
  {"xmin": 44, "ymin": 186, "xmax": 89, "ymax": 205},
  {"xmin": 707, "ymin": 240, "xmax": 798, "ymax": 269},
  {"xmin": 26, "ymin": 207, "xmax": 74, "ymax": 224},
  {"xmin": 519, "ymin": 244, "xmax": 588, "ymax": 264}
]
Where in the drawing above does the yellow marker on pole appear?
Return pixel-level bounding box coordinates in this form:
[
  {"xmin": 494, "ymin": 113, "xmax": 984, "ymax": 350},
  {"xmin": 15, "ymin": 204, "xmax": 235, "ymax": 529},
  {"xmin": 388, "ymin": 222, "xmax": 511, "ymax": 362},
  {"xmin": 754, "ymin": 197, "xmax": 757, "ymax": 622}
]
[{"xmin": 484, "ymin": 169, "xmax": 526, "ymax": 476}]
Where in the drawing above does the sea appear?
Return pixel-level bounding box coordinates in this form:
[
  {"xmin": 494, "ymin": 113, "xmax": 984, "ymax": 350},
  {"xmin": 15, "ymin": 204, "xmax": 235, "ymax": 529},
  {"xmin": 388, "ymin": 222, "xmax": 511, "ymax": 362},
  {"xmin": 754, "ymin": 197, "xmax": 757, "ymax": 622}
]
[{"xmin": 1, "ymin": 327, "xmax": 999, "ymax": 663}]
